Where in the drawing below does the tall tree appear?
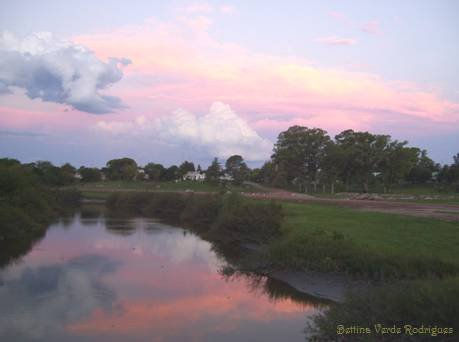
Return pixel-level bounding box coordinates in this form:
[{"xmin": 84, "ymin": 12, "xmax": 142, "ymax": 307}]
[
  {"xmin": 406, "ymin": 149, "xmax": 437, "ymax": 184},
  {"xmin": 379, "ymin": 142, "xmax": 418, "ymax": 192},
  {"xmin": 453, "ymin": 153, "xmax": 459, "ymax": 166},
  {"xmin": 106, "ymin": 158, "xmax": 138, "ymax": 181},
  {"xmin": 79, "ymin": 167, "xmax": 102, "ymax": 182},
  {"xmin": 320, "ymin": 142, "xmax": 346, "ymax": 194},
  {"xmin": 225, "ymin": 155, "xmax": 249, "ymax": 184},
  {"xmin": 335, "ymin": 130, "xmax": 390, "ymax": 193},
  {"xmin": 144, "ymin": 163, "xmax": 165, "ymax": 182},
  {"xmin": 162, "ymin": 165, "xmax": 179, "ymax": 181},
  {"xmin": 60, "ymin": 163, "xmax": 77, "ymax": 185},
  {"xmin": 178, "ymin": 161, "xmax": 195, "ymax": 177},
  {"xmin": 272, "ymin": 126, "xmax": 331, "ymax": 191},
  {"xmin": 32, "ymin": 161, "xmax": 74, "ymax": 186},
  {"xmin": 438, "ymin": 154, "xmax": 459, "ymax": 185},
  {"xmin": 206, "ymin": 158, "xmax": 222, "ymax": 183},
  {"xmin": 259, "ymin": 161, "xmax": 275, "ymax": 184}
]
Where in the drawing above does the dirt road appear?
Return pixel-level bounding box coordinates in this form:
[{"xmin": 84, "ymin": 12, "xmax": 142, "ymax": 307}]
[{"xmin": 241, "ymin": 182, "xmax": 459, "ymax": 222}]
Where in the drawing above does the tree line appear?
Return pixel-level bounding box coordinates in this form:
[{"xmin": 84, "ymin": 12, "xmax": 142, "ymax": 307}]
[
  {"xmin": 2, "ymin": 125, "xmax": 458, "ymax": 193},
  {"xmin": 254, "ymin": 126, "xmax": 459, "ymax": 193},
  {"xmin": 1, "ymin": 155, "xmax": 250, "ymax": 186}
]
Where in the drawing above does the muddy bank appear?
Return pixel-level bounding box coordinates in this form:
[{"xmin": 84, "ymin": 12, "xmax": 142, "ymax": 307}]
[
  {"xmin": 227, "ymin": 243, "xmax": 366, "ymax": 303},
  {"xmin": 267, "ymin": 270, "xmax": 365, "ymax": 303}
]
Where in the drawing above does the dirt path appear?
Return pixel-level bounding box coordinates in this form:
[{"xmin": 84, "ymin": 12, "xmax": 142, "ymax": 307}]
[{"xmin": 242, "ymin": 183, "xmax": 459, "ymax": 222}]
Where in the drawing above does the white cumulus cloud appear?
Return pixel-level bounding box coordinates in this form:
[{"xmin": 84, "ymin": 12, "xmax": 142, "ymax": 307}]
[
  {"xmin": 0, "ymin": 31, "xmax": 131, "ymax": 114},
  {"xmin": 95, "ymin": 102, "xmax": 273, "ymax": 161}
]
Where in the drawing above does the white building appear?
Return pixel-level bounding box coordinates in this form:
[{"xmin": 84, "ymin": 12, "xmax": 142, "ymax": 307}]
[
  {"xmin": 219, "ymin": 173, "xmax": 234, "ymax": 182},
  {"xmin": 183, "ymin": 171, "xmax": 206, "ymax": 181},
  {"xmin": 136, "ymin": 168, "xmax": 149, "ymax": 180}
]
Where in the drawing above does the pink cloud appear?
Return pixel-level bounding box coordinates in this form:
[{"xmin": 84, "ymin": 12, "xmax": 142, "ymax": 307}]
[
  {"xmin": 362, "ymin": 20, "xmax": 381, "ymax": 34},
  {"xmin": 2, "ymin": 15, "xmax": 458, "ymax": 145},
  {"xmin": 70, "ymin": 19, "xmax": 459, "ymax": 139}
]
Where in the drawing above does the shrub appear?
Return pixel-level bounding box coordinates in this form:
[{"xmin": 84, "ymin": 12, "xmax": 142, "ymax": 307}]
[
  {"xmin": 52, "ymin": 188, "xmax": 82, "ymax": 206},
  {"xmin": 106, "ymin": 192, "xmax": 284, "ymax": 245},
  {"xmin": 180, "ymin": 194, "xmax": 223, "ymax": 232},
  {"xmin": 210, "ymin": 194, "xmax": 284, "ymax": 244},
  {"xmin": 107, "ymin": 192, "xmax": 189, "ymax": 222},
  {"xmin": 141, "ymin": 192, "xmax": 188, "ymax": 222}
]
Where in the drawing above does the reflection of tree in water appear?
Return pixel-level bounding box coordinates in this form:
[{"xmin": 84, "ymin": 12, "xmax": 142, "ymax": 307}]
[
  {"xmin": 79, "ymin": 204, "xmax": 105, "ymax": 227},
  {"xmin": 103, "ymin": 207, "xmax": 165, "ymax": 236},
  {"xmin": 1, "ymin": 208, "xmax": 80, "ymax": 268},
  {"xmin": 219, "ymin": 267, "xmax": 331, "ymax": 309},
  {"xmin": 0, "ymin": 229, "xmax": 46, "ymax": 268},
  {"xmin": 104, "ymin": 217, "xmax": 137, "ymax": 236}
]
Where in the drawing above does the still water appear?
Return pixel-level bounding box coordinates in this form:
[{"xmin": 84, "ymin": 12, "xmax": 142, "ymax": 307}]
[{"xmin": 0, "ymin": 206, "xmax": 321, "ymax": 341}]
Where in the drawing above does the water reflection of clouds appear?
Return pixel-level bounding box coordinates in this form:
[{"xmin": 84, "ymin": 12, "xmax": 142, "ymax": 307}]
[
  {"xmin": 97, "ymin": 223, "xmax": 222, "ymax": 270},
  {"xmin": 0, "ymin": 255, "xmax": 118, "ymax": 341},
  {"xmin": 0, "ymin": 211, "xmax": 315, "ymax": 341},
  {"xmin": 67, "ymin": 274, "xmax": 311, "ymax": 341}
]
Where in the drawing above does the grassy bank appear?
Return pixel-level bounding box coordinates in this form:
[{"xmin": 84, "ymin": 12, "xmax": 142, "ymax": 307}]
[
  {"xmin": 269, "ymin": 202, "xmax": 459, "ymax": 280},
  {"xmin": 308, "ymin": 276, "xmax": 459, "ymax": 341}
]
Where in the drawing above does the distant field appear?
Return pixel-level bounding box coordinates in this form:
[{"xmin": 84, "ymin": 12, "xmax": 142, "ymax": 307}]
[
  {"xmin": 78, "ymin": 180, "xmax": 263, "ymax": 199},
  {"xmin": 311, "ymin": 184, "xmax": 459, "ymax": 205},
  {"xmin": 390, "ymin": 184, "xmax": 457, "ymax": 195},
  {"xmin": 313, "ymin": 194, "xmax": 459, "ymax": 205}
]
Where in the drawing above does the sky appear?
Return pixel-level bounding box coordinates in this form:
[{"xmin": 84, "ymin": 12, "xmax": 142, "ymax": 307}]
[{"xmin": 1, "ymin": 0, "xmax": 458, "ymax": 167}]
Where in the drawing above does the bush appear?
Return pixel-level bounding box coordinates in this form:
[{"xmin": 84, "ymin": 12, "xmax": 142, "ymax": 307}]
[
  {"xmin": 52, "ymin": 188, "xmax": 82, "ymax": 206},
  {"xmin": 106, "ymin": 192, "xmax": 284, "ymax": 245},
  {"xmin": 107, "ymin": 192, "xmax": 189, "ymax": 222},
  {"xmin": 210, "ymin": 193, "xmax": 284, "ymax": 244},
  {"xmin": 141, "ymin": 192, "xmax": 188, "ymax": 222},
  {"xmin": 107, "ymin": 192, "xmax": 151, "ymax": 212},
  {"xmin": 180, "ymin": 194, "xmax": 223, "ymax": 232}
]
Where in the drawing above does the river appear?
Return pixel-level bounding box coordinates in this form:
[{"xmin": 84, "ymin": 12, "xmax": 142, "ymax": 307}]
[{"xmin": 0, "ymin": 205, "xmax": 324, "ymax": 341}]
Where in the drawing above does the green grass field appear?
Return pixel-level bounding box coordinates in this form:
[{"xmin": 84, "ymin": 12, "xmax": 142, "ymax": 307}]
[
  {"xmin": 78, "ymin": 180, "xmax": 263, "ymax": 198},
  {"xmin": 270, "ymin": 202, "xmax": 459, "ymax": 279}
]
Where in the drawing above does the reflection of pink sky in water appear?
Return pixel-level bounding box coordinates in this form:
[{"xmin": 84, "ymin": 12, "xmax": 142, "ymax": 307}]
[
  {"xmin": 66, "ymin": 282, "xmax": 310, "ymax": 338},
  {"xmin": 17, "ymin": 214, "xmax": 313, "ymax": 340}
]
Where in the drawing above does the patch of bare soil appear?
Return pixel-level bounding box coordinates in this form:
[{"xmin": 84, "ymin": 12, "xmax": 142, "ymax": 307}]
[{"xmin": 242, "ymin": 191, "xmax": 459, "ymax": 222}]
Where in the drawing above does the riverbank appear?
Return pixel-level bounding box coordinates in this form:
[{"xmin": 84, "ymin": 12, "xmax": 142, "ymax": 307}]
[
  {"xmin": 0, "ymin": 164, "xmax": 81, "ymax": 266},
  {"xmin": 99, "ymin": 191, "xmax": 459, "ymax": 338},
  {"xmin": 105, "ymin": 191, "xmax": 459, "ymax": 279}
]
